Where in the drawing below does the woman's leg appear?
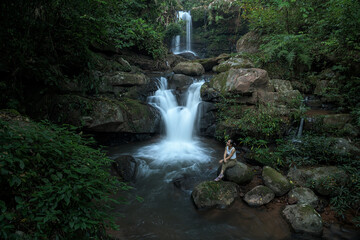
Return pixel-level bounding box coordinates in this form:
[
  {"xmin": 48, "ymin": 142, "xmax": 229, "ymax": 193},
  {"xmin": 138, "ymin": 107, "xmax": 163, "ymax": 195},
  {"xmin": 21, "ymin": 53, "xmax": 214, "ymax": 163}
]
[
  {"xmin": 221, "ymin": 159, "xmax": 237, "ymax": 174},
  {"xmin": 215, "ymin": 160, "xmax": 237, "ymax": 181}
]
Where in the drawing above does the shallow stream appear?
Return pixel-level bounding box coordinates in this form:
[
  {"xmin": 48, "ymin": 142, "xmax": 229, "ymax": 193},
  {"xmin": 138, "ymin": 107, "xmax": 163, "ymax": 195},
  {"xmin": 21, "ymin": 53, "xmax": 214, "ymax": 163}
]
[{"xmin": 107, "ymin": 137, "xmax": 296, "ymax": 240}]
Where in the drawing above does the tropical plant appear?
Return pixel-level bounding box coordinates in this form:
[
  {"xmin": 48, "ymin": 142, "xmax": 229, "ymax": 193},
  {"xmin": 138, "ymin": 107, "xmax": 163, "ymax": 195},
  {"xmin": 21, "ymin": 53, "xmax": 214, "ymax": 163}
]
[{"xmin": 0, "ymin": 116, "xmax": 128, "ymax": 239}]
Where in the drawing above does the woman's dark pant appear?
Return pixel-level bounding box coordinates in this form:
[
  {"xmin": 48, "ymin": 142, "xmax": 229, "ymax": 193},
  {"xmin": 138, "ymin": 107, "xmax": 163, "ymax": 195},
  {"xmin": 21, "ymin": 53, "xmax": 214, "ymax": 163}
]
[{"xmin": 221, "ymin": 159, "xmax": 237, "ymax": 173}]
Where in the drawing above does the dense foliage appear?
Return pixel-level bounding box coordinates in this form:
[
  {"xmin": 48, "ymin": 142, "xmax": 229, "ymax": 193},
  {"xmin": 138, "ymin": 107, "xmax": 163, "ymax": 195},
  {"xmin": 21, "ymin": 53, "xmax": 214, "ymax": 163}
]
[
  {"xmin": 0, "ymin": 113, "xmax": 127, "ymax": 239},
  {"xmin": 239, "ymin": 0, "xmax": 360, "ymax": 109},
  {"xmin": 0, "ymin": 0, "xmax": 180, "ymax": 111}
]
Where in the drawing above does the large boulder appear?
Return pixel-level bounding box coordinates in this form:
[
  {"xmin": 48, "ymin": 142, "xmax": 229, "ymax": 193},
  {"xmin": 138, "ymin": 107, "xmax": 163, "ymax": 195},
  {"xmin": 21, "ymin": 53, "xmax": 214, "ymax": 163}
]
[
  {"xmin": 287, "ymin": 166, "xmax": 348, "ymax": 196},
  {"xmin": 333, "ymin": 138, "xmax": 360, "ymax": 156},
  {"xmin": 323, "ymin": 114, "xmax": 352, "ymax": 128},
  {"xmin": 270, "ymin": 79, "xmax": 294, "ymax": 92},
  {"xmin": 223, "ymin": 162, "xmax": 254, "ymax": 185},
  {"xmin": 210, "ymin": 68, "xmax": 270, "ymax": 94},
  {"xmin": 194, "ymin": 53, "xmax": 231, "ymax": 71},
  {"xmin": 101, "ymin": 71, "xmax": 149, "ymax": 87},
  {"xmin": 244, "ymin": 185, "xmax": 275, "ymax": 207},
  {"xmin": 236, "ymin": 31, "xmax": 261, "ymax": 54},
  {"xmin": 112, "ymin": 155, "xmax": 138, "ymax": 182},
  {"xmin": 50, "ymin": 95, "xmax": 159, "ymax": 133},
  {"xmin": 288, "ymin": 187, "xmax": 319, "ymax": 208},
  {"xmin": 282, "ymin": 204, "xmax": 323, "ymax": 236},
  {"xmin": 212, "ymin": 57, "xmax": 254, "ymax": 73},
  {"xmin": 191, "ymin": 181, "xmax": 238, "ymax": 209},
  {"xmin": 168, "ymin": 74, "xmax": 193, "ymax": 89},
  {"xmin": 262, "ymin": 166, "xmax": 292, "ymax": 196},
  {"xmin": 200, "ymin": 83, "xmax": 220, "ymax": 102},
  {"xmin": 173, "ymin": 62, "xmax": 205, "ymax": 76}
]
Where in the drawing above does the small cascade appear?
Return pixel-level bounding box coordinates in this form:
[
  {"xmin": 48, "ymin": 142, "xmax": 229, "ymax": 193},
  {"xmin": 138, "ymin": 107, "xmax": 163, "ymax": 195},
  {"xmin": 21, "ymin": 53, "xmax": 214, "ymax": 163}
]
[
  {"xmin": 296, "ymin": 118, "xmax": 304, "ymax": 138},
  {"xmin": 292, "ymin": 98, "xmax": 306, "ymax": 142},
  {"xmin": 137, "ymin": 77, "xmax": 207, "ymax": 164},
  {"xmin": 172, "ymin": 11, "xmax": 196, "ymax": 55}
]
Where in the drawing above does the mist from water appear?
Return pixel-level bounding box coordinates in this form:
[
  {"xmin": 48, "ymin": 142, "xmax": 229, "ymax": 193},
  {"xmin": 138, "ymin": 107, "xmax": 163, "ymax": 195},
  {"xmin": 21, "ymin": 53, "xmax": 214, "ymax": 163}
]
[{"xmin": 135, "ymin": 77, "xmax": 208, "ymax": 165}]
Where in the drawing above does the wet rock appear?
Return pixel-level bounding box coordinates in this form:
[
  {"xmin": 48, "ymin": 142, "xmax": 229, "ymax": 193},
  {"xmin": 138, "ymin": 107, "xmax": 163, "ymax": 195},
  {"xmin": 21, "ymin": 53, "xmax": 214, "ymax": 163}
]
[
  {"xmin": 223, "ymin": 162, "xmax": 254, "ymax": 185},
  {"xmin": 288, "ymin": 187, "xmax": 319, "ymax": 207},
  {"xmin": 173, "ymin": 174, "xmax": 198, "ymax": 192},
  {"xmin": 282, "ymin": 204, "xmax": 323, "ymax": 236},
  {"xmin": 323, "ymin": 114, "xmax": 352, "ymax": 128},
  {"xmin": 101, "ymin": 71, "xmax": 149, "ymax": 87},
  {"xmin": 168, "ymin": 74, "xmax": 193, "ymax": 89},
  {"xmin": 212, "ymin": 57, "xmax": 254, "ymax": 73},
  {"xmin": 287, "ymin": 166, "xmax": 348, "ymax": 196},
  {"xmin": 333, "ymin": 138, "xmax": 360, "ymax": 156},
  {"xmin": 244, "ymin": 185, "xmax": 275, "ymax": 207},
  {"xmin": 210, "ymin": 68, "xmax": 269, "ymax": 94},
  {"xmin": 200, "ymin": 83, "xmax": 220, "ymax": 102},
  {"xmin": 191, "ymin": 181, "xmax": 238, "ymax": 209},
  {"xmin": 194, "ymin": 53, "xmax": 230, "ymax": 71},
  {"xmin": 50, "ymin": 95, "xmax": 159, "ymax": 133},
  {"xmin": 236, "ymin": 31, "xmax": 261, "ymax": 54},
  {"xmin": 288, "ymin": 196, "xmax": 298, "ymax": 205},
  {"xmin": 173, "ymin": 62, "xmax": 205, "ymax": 76},
  {"xmin": 270, "ymin": 79, "xmax": 294, "ymax": 92},
  {"xmin": 112, "ymin": 155, "xmax": 138, "ymax": 182},
  {"xmin": 177, "ymin": 52, "xmax": 199, "ymax": 60},
  {"xmin": 262, "ymin": 166, "xmax": 292, "ymax": 196}
]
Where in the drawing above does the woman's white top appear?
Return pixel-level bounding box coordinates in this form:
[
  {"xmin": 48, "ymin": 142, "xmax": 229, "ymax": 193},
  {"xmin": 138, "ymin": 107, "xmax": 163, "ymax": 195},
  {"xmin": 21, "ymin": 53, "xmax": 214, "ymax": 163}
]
[{"xmin": 226, "ymin": 146, "xmax": 236, "ymax": 159}]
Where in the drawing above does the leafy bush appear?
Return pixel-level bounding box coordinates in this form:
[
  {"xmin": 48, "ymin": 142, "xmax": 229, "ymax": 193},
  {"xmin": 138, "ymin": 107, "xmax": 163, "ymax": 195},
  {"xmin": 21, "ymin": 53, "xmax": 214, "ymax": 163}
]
[
  {"xmin": 0, "ymin": 116, "xmax": 126, "ymax": 239},
  {"xmin": 260, "ymin": 34, "xmax": 313, "ymax": 70}
]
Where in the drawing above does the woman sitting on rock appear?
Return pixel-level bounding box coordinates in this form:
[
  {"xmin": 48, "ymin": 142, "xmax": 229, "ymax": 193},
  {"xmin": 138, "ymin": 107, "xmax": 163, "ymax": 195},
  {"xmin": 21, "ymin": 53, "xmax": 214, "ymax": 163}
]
[{"xmin": 214, "ymin": 139, "xmax": 237, "ymax": 181}]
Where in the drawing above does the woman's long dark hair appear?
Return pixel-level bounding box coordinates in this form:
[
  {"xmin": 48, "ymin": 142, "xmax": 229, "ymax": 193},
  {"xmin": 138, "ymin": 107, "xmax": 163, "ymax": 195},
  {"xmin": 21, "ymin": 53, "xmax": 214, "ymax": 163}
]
[{"xmin": 228, "ymin": 139, "xmax": 236, "ymax": 147}]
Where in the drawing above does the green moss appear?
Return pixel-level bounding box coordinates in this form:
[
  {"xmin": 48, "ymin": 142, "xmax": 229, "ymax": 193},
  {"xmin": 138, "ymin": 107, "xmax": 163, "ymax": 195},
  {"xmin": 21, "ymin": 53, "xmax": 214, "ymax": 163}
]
[
  {"xmin": 210, "ymin": 71, "xmax": 229, "ymax": 94},
  {"xmin": 263, "ymin": 166, "xmax": 290, "ymax": 190},
  {"xmin": 0, "ymin": 109, "xmax": 21, "ymax": 116}
]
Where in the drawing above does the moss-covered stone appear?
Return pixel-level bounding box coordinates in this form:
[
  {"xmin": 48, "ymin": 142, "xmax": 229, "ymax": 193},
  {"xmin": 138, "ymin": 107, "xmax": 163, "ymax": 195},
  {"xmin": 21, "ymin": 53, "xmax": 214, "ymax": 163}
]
[
  {"xmin": 191, "ymin": 181, "xmax": 238, "ymax": 209},
  {"xmin": 244, "ymin": 185, "xmax": 275, "ymax": 207},
  {"xmin": 212, "ymin": 57, "xmax": 254, "ymax": 73},
  {"xmin": 288, "ymin": 187, "xmax": 319, "ymax": 207},
  {"xmin": 210, "ymin": 71, "xmax": 229, "ymax": 94},
  {"xmin": 282, "ymin": 204, "xmax": 323, "ymax": 236},
  {"xmin": 224, "ymin": 162, "xmax": 254, "ymax": 185},
  {"xmin": 173, "ymin": 62, "xmax": 205, "ymax": 76},
  {"xmin": 49, "ymin": 95, "xmax": 159, "ymax": 134},
  {"xmin": 262, "ymin": 166, "xmax": 292, "ymax": 196},
  {"xmin": 287, "ymin": 166, "xmax": 348, "ymax": 196}
]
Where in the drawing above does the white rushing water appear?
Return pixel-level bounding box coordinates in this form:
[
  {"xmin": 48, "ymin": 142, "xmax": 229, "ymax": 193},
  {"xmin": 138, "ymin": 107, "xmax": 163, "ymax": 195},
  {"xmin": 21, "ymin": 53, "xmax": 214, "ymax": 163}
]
[
  {"xmin": 172, "ymin": 11, "xmax": 196, "ymax": 55},
  {"xmin": 135, "ymin": 77, "xmax": 209, "ymax": 165}
]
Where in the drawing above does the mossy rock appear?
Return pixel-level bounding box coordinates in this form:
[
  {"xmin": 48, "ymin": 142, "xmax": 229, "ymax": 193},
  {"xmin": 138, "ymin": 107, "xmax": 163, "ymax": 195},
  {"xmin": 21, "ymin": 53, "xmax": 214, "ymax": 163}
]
[
  {"xmin": 288, "ymin": 187, "xmax": 319, "ymax": 207},
  {"xmin": 282, "ymin": 204, "xmax": 323, "ymax": 236},
  {"xmin": 287, "ymin": 166, "xmax": 348, "ymax": 196},
  {"xmin": 262, "ymin": 166, "xmax": 292, "ymax": 196},
  {"xmin": 49, "ymin": 95, "xmax": 159, "ymax": 133},
  {"xmin": 193, "ymin": 53, "xmax": 230, "ymax": 72},
  {"xmin": 191, "ymin": 181, "xmax": 238, "ymax": 209},
  {"xmin": 244, "ymin": 185, "xmax": 275, "ymax": 207},
  {"xmin": 173, "ymin": 62, "xmax": 205, "ymax": 76},
  {"xmin": 209, "ymin": 71, "xmax": 230, "ymax": 94},
  {"xmin": 223, "ymin": 162, "xmax": 254, "ymax": 185},
  {"xmin": 212, "ymin": 57, "xmax": 254, "ymax": 73}
]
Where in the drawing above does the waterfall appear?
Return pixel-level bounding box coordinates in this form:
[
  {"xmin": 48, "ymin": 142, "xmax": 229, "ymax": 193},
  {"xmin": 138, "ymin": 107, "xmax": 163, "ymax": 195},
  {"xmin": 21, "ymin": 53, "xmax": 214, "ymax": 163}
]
[
  {"xmin": 297, "ymin": 118, "xmax": 304, "ymax": 138},
  {"xmin": 136, "ymin": 77, "xmax": 208, "ymax": 165},
  {"xmin": 172, "ymin": 11, "xmax": 196, "ymax": 55},
  {"xmin": 148, "ymin": 77, "xmax": 203, "ymax": 141}
]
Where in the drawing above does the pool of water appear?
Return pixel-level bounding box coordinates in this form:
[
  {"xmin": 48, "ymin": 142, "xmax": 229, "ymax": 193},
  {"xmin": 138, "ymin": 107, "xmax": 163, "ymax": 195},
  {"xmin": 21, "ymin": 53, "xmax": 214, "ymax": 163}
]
[{"xmin": 106, "ymin": 137, "xmax": 297, "ymax": 240}]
